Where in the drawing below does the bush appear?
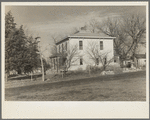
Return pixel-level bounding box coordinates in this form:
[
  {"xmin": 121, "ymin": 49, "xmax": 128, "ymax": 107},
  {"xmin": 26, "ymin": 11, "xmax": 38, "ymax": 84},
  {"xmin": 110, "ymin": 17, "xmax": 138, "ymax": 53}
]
[
  {"xmin": 105, "ymin": 66, "xmax": 114, "ymax": 71},
  {"xmin": 113, "ymin": 66, "xmax": 123, "ymax": 74},
  {"xmin": 126, "ymin": 63, "xmax": 131, "ymax": 68},
  {"xmin": 86, "ymin": 65, "xmax": 103, "ymax": 74},
  {"xmin": 105, "ymin": 65, "xmax": 123, "ymax": 74},
  {"xmin": 66, "ymin": 68, "xmax": 86, "ymax": 77}
]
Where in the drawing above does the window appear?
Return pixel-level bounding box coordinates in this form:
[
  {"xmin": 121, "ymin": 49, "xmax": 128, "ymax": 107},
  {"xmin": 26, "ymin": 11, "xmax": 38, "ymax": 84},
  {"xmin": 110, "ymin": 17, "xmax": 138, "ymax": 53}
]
[
  {"xmin": 104, "ymin": 57, "xmax": 107, "ymax": 64},
  {"xmin": 79, "ymin": 41, "xmax": 83, "ymax": 50},
  {"xmin": 96, "ymin": 58, "xmax": 99, "ymax": 65},
  {"xmin": 114, "ymin": 59, "xmax": 116, "ymax": 62},
  {"xmin": 62, "ymin": 58, "xmax": 67, "ymax": 66},
  {"xmin": 80, "ymin": 58, "xmax": 83, "ymax": 65},
  {"xmin": 100, "ymin": 41, "xmax": 103, "ymax": 50},
  {"xmin": 62, "ymin": 43, "xmax": 64, "ymax": 52}
]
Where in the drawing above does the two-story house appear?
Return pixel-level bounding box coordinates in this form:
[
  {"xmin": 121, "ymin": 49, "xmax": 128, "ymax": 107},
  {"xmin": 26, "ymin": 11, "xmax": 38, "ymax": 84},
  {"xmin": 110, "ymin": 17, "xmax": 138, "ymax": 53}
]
[{"xmin": 50, "ymin": 30, "xmax": 115, "ymax": 72}]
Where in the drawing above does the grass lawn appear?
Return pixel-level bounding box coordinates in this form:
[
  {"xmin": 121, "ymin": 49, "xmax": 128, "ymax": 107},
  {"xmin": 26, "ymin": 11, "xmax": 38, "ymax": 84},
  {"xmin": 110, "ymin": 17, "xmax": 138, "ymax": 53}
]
[{"xmin": 5, "ymin": 71, "xmax": 146, "ymax": 101}]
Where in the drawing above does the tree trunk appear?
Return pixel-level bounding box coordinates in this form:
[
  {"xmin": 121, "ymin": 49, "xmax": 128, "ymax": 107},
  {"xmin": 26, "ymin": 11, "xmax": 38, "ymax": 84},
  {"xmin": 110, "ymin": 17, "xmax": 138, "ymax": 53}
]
[
  {"xmin": 103, "ymin": 65, "xmax": 106, "ymax": 71},
  {"xmin": 5, "ymin": 72, "xmax": 8, "ymax": 82},
  {"xmin": 31, "ymin": 72, "xmax": 33, "ymax": 81},
  {"xmin": 62, "ymin": 71, "xmax": 63, "ymax": 78},
  {"xmin": 136, "ymin": 59, "xmax": 138, "ymax": 68},
  {"xmin": 57, "ymin": 57, "xmax": 58, "ymax": 73},
  {"xmin": 17, "ymin": 69, "xmax": 21, "ymax": 74},
  {"xmin": 89, "ymin": 66, "xmax": 91, "ymax": 76},
  {"xmin": 119, "ymin": 58, "xmax": 124, "ymax": 68}
]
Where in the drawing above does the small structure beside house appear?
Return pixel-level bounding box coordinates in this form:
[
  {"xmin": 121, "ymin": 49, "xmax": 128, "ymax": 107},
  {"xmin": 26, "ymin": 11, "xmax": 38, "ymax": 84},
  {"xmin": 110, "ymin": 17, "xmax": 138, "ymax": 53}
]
[
  {"xmin": 134, "ymin": 54, "xmax": 146, "ymax": 67},
  {"xmin": 50, "ymin": 29, "xmax": 115, "ymax": 72},
  {"xmin": 122, "ymin": 58, "xmax": 133, "ymax": 68}
]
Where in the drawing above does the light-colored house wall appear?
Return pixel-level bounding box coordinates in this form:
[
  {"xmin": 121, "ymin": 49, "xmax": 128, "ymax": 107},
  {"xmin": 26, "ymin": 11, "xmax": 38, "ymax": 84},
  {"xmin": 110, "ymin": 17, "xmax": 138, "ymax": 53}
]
[
  {"xmin": 135, "ymin": 58, "xmax": 146, "ymax": 67},
  {"xmin": 138, "ymin": 59, "xmax": 146, "ymax": 66},
  {"xmin": 57, "ymin": 41, "xmax": 69, "ymax": 53},
  {"xmin": 65, "ymin": 38, "xmax": 114, "ymax": 70}
]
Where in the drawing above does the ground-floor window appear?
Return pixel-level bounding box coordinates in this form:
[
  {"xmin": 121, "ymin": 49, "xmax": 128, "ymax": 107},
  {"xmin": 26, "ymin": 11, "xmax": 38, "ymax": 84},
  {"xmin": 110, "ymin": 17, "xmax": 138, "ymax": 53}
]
[
  {"xmin": 80, "ymin": 58, "xmax": 83, "ymax": 65},
  {"xmin": 62, "ymin": 58, "xmax": 67, "ymax": 66},
  {"xmin": 96, "ymin": 58, "xmax": 99, "ymax": 65},
  {"xmin": 104, "ymin": 57, "xmax": 107, "ymax": 64}
]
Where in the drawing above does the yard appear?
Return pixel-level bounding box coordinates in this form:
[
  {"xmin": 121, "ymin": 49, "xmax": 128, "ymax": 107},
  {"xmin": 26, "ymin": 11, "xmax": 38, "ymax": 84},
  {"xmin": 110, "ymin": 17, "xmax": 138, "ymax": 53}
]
[{"xmin": 5, "ymin": 71, "xmax": 146, "ymax": 101}]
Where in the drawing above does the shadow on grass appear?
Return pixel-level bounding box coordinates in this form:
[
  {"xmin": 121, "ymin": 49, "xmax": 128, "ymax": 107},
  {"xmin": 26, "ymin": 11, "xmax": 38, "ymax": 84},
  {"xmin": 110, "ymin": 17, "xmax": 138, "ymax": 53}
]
[
  {"xmin": 8, "ymin": 74, "xmax": 19, "ymax": 78},
  {"xmin": 8, "ymin": 74, "xmax": 42, "ymax": 81}
]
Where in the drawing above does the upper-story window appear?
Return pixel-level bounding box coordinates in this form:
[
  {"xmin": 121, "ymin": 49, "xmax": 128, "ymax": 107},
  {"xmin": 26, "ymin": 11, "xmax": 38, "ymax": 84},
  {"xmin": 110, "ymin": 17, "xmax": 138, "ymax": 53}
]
[
  {"xmin": 80, "ymin": 57, "xmax": 83, "ymax": 65},
  {"xmin": 62, "ymin": 43, "xmax": 64, "ymax": 52},
  {"xmin": 79, "ymin": 41, "xmax": 83, "ymax": 50},
  {"xmin": 96, "ymin": 58, "xmax": 99, "ymax": 65},
  {"xmin": 100, "ymin": 41, "xmax": 103, "ymax": 50}
]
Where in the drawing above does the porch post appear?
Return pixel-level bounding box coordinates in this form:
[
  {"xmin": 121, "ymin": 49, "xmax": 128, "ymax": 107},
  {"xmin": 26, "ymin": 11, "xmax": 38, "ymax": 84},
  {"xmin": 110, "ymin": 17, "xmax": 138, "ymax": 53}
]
[
  {"xmin": 137, "ymin": 59, "xmax": 138, "ymax": 68},
  {"xmin": 56, "ymin": 57, "xmax": 58, "ymax": 73},
  {"xmin": 58, "ymin": 57, "xmax": 60, "ymax": 72}
]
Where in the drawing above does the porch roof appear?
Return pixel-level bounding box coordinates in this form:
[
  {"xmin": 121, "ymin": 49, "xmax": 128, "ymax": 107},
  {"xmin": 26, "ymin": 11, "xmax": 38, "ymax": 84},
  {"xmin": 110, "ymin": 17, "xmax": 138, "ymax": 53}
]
[
  {"xmin": 49, "ymin": 53, "xmax": 61, "ymax": 58},
  {"xmin": 135, "ymin": 54, "xmax": 146, "ymax": 59},
  {"xmin": 49, "ymin": 53, "xmax": 67, "ymax": 58}
]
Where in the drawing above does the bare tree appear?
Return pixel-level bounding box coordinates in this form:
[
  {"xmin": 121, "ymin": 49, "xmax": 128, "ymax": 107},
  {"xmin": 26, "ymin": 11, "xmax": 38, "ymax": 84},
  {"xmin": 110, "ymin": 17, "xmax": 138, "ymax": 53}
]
[
  {"xmin": 86, "ymin": 42, "xmax": 114, "ymax": 71},
  {"xmin": 122, "ymin": 14, "xmax": 146, "ymax": 59},
  {"xmin": 60, "ymin": 44, "xmax": 79, "ymax": 72},
  {"xmin": 88, "ymin": 19, "xmax": 99, "ymax": 33},
  {"xmin": 56, "ymin": 44, "xmax": 79, "ymax": 78},
  {"xmin": 71, "ymin": 27, "xmax": 80, "ymax": 34},
  {"xmin": 49, "ymin": 29, "xmax": 80, "ymax": 75},
  {"xmin": 96, "ymin": 17, "xmax": 127, "ymax": 66},
  {"xmin": 97, "ymin": 17, "xmax": 120, "ymax": 36},
  {"xmin": 50, "ymin": 34, "xmax": 59, "ymax": 55},
  {"xmin": 97, "ymin": 14, "xmax": 146, "ymax": 66},
  {"xmin": 99, "ymin": 19, "xmax": 123, "ymax": 45}
]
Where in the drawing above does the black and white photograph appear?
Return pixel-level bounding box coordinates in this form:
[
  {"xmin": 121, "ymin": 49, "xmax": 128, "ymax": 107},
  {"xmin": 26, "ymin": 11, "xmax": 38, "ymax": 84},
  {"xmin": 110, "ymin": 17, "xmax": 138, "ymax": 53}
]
[{"xmin": 1, "ymin": 2, "xmax": 149, "ymax": 119}]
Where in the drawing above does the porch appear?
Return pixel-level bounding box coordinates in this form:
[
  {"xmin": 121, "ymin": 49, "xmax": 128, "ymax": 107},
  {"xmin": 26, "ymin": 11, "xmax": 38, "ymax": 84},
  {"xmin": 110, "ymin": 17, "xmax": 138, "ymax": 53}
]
[{"xmin": 49, "ymin": 53, "xmax": 67, "ymax": 73}]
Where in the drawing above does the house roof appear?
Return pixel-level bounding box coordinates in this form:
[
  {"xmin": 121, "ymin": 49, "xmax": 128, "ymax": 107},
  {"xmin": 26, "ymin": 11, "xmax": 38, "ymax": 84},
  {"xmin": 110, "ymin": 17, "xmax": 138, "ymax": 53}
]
[
  {"xmin": 135, "ymin": 54, "xmax": 146, "ymax": 59},
  {"xmin": 56, "ymin": 30, "xmax": 115, "ymax": 45},
  {"xmin": 56, "ymin": 37, "xmax": 69, "ymax": 45},
  {"xmin": 68, "ymin": 30, "xmax": 115, "ymax": 39}
]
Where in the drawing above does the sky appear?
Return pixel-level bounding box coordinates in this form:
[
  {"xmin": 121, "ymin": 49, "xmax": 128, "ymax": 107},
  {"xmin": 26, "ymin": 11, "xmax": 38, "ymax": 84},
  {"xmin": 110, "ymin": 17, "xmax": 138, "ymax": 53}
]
[{"xmin": 5, "ymin": 5, "xmax": 146, "ymax": 58}]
